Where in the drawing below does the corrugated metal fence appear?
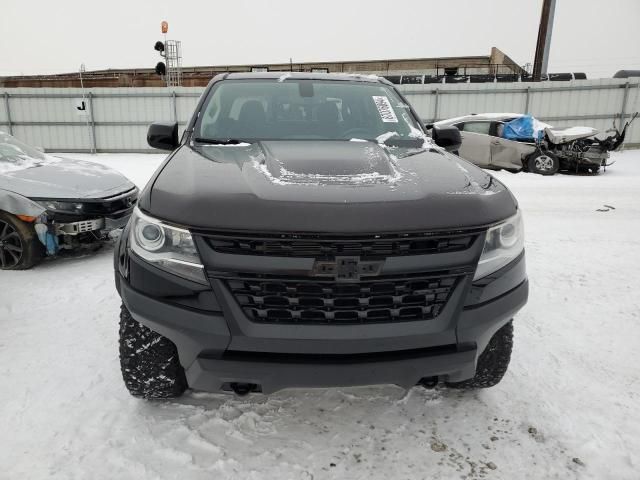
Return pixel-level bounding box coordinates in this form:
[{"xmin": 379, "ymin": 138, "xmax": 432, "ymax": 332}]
[
  {"xmin": 0, "ymin": 87, "xmax": 203, "ymax": 152},
  {"xmin": 1, "ymin": 79, "xmax": 639, "ymax": 152}
]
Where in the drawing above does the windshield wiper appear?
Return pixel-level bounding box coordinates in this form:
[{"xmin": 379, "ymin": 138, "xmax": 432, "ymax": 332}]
[
  {"xmin": 193, "ymin": 138, "xmax": 251, "ymax": 145},
  {"xmin": 378, "ymin": 135, "xmax": 425, "ymax": 148}
]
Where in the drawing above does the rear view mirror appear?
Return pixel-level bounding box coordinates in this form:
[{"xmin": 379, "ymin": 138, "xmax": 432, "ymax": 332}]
[
  {"xmin": 431, "ymin": 125, "xmax": 462, "ymax": 152},
  {"xmin": 147, "ymin": 122, "xmax": 179, "ymax": 150}
]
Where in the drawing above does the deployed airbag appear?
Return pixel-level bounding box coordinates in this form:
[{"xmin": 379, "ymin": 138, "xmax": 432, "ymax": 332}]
[{"xmin": 502, "ymin": 115, "xmax": 548, "ymax": 142}]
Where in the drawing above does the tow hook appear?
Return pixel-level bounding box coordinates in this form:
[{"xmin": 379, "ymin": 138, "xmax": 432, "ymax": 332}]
[
  {"xmin": 230, "ymin": 382, "xmax": 257, "ymax": 396},
  {"xmin": 418, "ymin": 376, "xmax": 439, "ymax": 389}
]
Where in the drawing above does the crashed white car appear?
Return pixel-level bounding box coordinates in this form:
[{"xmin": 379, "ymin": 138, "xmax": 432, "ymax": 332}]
[{"xmin": 433, "ymin": 113, "xmax": 634, "ymax": 175}]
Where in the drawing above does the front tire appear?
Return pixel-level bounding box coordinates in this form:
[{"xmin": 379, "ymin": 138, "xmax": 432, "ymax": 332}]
[
  {"xmin": 527, "ymin": 151, "xmax": 559, "ymax": 175},
  {"xmin": 0, "ymin": 212, "xmax": 43, "ymax": 270},
  {"xmin": 446, "ymin": 321, "xmax": 513, "ymax": 389},
  {"xmin": 119, "ymin": 305, "xmax": 187, "ymax": 399}
]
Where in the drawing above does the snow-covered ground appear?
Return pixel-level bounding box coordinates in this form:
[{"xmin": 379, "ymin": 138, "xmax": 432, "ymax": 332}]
[{"xmin": 1, "ymin": 151, "xmax": 639, "ymax": 480}]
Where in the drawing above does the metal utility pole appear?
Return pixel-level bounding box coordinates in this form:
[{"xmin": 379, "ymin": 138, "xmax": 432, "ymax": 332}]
[
  {"xmin": 78, "ymin": 64, "xmax": 95, "ymax": 153},
  {"xmin": 532, "ymin": 0, "xmax": 556, "ymax": 81}
]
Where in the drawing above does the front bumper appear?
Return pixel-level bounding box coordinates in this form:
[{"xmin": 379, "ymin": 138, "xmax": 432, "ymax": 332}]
[
  {"xmin": 116, "ymin": 247, "xmax": 528, "ymax": 394},
  {"xmin": 53, "ymin": 210, "xmax": 133, "ymax": 236},
  {"xmin": 190, "ymin": 345, "xmax": 478, "ymax": 394},
  {"xmin": 40, "ymin": 186, "xmax": 139, "ymax": 237}
]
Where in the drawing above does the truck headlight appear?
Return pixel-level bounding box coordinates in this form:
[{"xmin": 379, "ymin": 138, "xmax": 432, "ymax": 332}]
[
  {"xmin": 474, "ymin": 210, "xmax": 524, "ymax": 280},
  {"xmin": 129, "ymin": 207, "xmax": 207, "ymax": 285}
]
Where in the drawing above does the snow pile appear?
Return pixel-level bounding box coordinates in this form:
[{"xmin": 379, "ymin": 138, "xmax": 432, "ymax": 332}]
[{"xmin": 1, "ymin": 150, "xmax": 640, "ymax": 479}]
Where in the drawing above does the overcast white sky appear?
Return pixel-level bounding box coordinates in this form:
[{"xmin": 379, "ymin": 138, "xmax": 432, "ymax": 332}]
[{"xmin": 1, "ymin": 0, "xmax": 638, "ymax": 78}]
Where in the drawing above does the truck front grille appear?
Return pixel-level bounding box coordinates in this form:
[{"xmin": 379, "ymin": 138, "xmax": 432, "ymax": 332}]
[
  {"xmin": 226, "ymin": 274, "xmax": 460, "ymax": 325},
  {"xmin": 205, "ymin": 231, "xmax": 476, "ymax": 258}
]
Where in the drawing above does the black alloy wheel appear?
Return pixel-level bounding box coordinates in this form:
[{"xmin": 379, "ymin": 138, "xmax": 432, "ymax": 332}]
[
  {"xmin": 0, "ymin": 219, "xmax": 24, "ymax": 269},
  {"xmin": 0, "ymin": 212, "xmax": 44, "ymax": 270}
]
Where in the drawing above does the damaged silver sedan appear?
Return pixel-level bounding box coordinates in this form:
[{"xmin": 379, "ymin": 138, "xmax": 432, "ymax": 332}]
[
  {"xmin": 0, "ymin": 132, "xmax": 137, "ymax": 269},
  {"xmin": 433, "ymin": 113, "xmax": 634, "ymax": 175}
]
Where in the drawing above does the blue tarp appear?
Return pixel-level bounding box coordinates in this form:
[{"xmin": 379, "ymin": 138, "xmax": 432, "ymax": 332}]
[{"xmin": 502, "ymin": 115, "xmax": 543, "ymax": 142}]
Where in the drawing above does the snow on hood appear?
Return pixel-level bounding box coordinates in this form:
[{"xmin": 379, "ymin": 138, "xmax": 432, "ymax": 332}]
[
  {"xmin": 545, "ymin": 126, "xmax": 599, "ymax": 144},
  {"xmin": 375, "ymin": 131, "xmax": 400, "ymax": 144},
  {"xmin": 0, "ymin": 135, "xmax": 61, "ymax": 174},
  {"xmin": 253, "ymin": 141, "xmax": 405, "ymax": 187},
  {"xmin": 0, "ymin": 153, "xmax": 60, "ymax": 174},
  {"xmin": 253, "ymin": 160, "xmax": 403, "ymax": 187}
]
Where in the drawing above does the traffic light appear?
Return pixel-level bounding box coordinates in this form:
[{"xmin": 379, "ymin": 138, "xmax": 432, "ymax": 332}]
[
  {"xmin": 154, "ymin": 40, "xmax": 166, "ymax": 76},
  {"xmin": 155, "ymin": 62, "xmax": 166, "ymax": 76},
  {"xmin": 154, "ymin": 21, "xmax": 171, "ymax": 81}
]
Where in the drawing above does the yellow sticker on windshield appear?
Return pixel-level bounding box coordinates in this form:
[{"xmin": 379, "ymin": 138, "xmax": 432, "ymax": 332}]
[{"xmin": 372, "ymin": 96, "xmax": 398, "ymax": 123}]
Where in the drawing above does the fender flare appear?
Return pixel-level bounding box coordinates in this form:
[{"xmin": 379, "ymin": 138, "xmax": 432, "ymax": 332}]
[{"xmin": 0, "ymin": 189, "xmax": 46, "ymax": 217}]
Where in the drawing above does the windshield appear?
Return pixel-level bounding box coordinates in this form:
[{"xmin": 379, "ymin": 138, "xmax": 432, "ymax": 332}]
[{"xmin": 195, "ymin": 79, "xmax": 425, "ymax": 143}]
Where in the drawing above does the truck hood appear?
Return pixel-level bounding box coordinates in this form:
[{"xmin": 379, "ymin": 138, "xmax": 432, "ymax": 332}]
[
  {"xmin": 0, "ymin": 156, "xmax": 135, "ymax": 200},
  {"xmin": 143, "ymin": 141, "xmax": 517, "ymax": 233}
]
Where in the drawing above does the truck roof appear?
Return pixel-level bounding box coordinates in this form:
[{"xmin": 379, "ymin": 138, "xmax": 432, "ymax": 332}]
[{"xmin": 217, "ymin": 71, "xmax": 389, "ymax": 84}]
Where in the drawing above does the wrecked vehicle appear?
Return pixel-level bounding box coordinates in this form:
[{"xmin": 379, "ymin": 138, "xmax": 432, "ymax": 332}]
[
  {"xmin": 0, "ymin": 131, "xmax": 138, "ymax": 269},
  {"xmin": 114, "ymin": 72, "xmax": 528, "ymax": 399},
  {"xmin": 433, "ymin": 113, "xmax": 634, "ymax": 175}
]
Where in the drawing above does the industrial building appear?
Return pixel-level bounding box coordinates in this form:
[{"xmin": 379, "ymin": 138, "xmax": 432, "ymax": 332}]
[{"xmin": 0, "ymin": 47, "xmax": 528, "ymax": 88}]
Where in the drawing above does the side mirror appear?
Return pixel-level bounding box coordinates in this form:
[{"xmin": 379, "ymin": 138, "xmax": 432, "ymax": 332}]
[
  {"xmin": 147, "ymin": 122, "xmax": 179, "ymax": 150},
  {"xmin": 431, "ymin": 125, "xmax": 461, "ymax": 152}
]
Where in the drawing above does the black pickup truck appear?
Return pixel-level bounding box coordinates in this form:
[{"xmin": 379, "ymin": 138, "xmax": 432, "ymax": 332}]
[{"xmin": 114, "ymin": 73, "xmax": 528, "ymax": 398}]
